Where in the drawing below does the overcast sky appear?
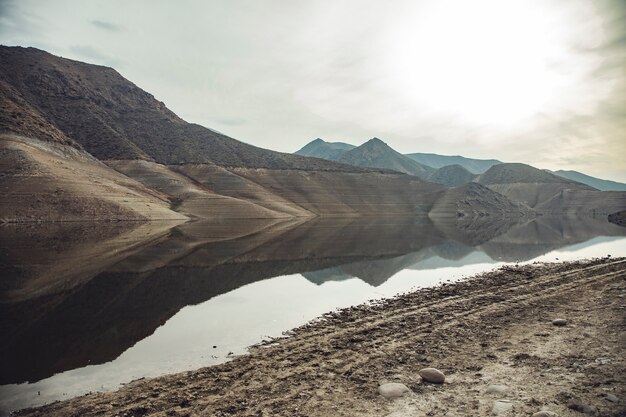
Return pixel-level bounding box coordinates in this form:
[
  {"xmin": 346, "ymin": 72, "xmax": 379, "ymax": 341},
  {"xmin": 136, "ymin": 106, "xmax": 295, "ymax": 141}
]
[{"xmin": 1, "ymin": 0, "xmax": 625, "ymax": 181}]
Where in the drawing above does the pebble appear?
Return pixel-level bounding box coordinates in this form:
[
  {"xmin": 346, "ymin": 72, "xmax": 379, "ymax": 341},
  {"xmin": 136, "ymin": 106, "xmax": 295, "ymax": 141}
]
[
  {"xmin": 480, "ymin": 376, "xmax": 493, "ymax": 382},
  {"xmin": 532, "ymin": 412, "xmax": 558, "ymax": 417},
  {"xmin": 552, "ymin": 319, "xmax": 568, "ymax": 326},
  {"xmin": 378, "ymin": 383, "xmax": 410, "ymax": 399},
  {"xmin": 419, "ymin": 367, "xmax": 446, "ymax": 384},
  {"xmin": 492, "ymin": 400, "xmax": 514, "ymax": 415},
  {"xmin": 486, "ymin": 384, "xmax": 509, "ymax": 395},
  {"xmin": 605, "ymin": 393, "xmax": 619, "ymax": 403}
]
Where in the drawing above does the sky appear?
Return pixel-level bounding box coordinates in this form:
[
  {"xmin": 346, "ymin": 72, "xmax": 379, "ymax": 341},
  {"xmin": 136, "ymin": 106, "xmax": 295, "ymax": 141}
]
[{"xmin": 1, "ymin": 0, "xmax": 625, "ymax": 181}]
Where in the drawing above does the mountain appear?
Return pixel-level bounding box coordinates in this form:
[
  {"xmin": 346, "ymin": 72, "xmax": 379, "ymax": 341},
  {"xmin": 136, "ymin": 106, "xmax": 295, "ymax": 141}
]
[
  {"xmin": 337, "ymin": 138, "xmax": 434, "ymax": 178},
  {"xmin": 427, "ymin": 164, "xmax": 477, "ymax": 187},
  {"xmin": 476, "ymin": 163, "xmax": 626, "ymax": 215},
  {"xmin": 551, "ymin": 170, "xmax": 626, "ymax": 192},
  {"xmin": 294, "ymin": 138, "xmax": 355, "ymax": 160},
  {"xmin": 1, "ymin": 46, "xmax": 528, "ymax": 222},
  {"xmin": 405, "ymin": 152, "xmax": 501, "ymax": 174}
]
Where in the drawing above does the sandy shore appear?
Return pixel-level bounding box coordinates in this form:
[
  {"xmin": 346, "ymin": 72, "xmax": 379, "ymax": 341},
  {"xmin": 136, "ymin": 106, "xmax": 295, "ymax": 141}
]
[{"xmin": 15, "ymin": 257, "xmax": 626, "ymax": 417}]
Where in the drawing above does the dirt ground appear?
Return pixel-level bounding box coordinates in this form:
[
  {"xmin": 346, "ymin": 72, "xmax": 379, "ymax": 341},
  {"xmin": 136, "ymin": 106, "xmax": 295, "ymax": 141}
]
[{"xmin": 15, "ymin": 257, "xmax": 626, "ymax": 417}]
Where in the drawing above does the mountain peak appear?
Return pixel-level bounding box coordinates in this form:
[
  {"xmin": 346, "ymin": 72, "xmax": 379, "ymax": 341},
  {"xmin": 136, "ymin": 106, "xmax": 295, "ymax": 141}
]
[
  {"xmin": 337, "ymin": 138, "xmax": 433, "ymax": 178},
  {"xmin": 364, "ymin": 137, "xmax": 387, "ymax": 147}
]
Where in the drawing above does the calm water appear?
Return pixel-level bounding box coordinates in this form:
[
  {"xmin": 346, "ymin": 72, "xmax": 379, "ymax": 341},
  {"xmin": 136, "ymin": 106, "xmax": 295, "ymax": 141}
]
[{"xmin": 1, "ymin": 216, "xmax": 625, "ymax": 415}]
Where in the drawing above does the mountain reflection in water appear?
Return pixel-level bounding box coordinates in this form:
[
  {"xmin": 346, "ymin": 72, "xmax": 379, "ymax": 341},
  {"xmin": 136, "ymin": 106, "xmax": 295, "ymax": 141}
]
[{"xmin": 0, "ymin": 215, "xmax": 625, "ymax": 413}]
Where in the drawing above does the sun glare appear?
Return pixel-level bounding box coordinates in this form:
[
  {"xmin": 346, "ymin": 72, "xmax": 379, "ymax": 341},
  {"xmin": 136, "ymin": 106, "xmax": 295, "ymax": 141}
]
[{"xmin": 384, "ymin": 0, "xmax": 589, "ymax": 126}]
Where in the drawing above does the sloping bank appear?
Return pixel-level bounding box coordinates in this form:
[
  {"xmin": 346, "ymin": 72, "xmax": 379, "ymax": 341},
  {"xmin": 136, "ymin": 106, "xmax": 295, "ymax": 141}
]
[{"xmin": 16, "ymin": 257, "xmax": 626, "ymax": 417}]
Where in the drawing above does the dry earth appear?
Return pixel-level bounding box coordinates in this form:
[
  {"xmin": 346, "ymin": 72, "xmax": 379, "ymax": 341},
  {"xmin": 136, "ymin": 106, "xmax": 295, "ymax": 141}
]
[{"xmin": 14, "ymin": 258, "xmax": 626, "ymax": 417}]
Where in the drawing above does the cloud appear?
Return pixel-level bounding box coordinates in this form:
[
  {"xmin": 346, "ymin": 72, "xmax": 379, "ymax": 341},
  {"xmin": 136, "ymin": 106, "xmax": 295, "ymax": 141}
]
[{"xmin": 91, "ymin": 19, "xmax": 123, "ymax": 32}]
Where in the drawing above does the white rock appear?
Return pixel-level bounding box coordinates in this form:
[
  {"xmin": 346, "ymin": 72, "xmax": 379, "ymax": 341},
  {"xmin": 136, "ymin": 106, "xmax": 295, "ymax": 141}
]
[
  {"xmin": 492, "ymin": 400, "xmax": 514, "ymax": 415},
  {"xmin": 486, "ymin": 384, "xmax": 509, "ymax": 394},
  {"xmin": 378, "ymin": 382, "xmax": 410, "ymax": 399}
]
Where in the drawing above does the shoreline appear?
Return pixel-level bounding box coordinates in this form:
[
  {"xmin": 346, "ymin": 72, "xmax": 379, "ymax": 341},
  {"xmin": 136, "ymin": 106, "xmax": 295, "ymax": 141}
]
[{"xmin": 14, "ymin": 257, "xmax": 626, "ymax": 417}]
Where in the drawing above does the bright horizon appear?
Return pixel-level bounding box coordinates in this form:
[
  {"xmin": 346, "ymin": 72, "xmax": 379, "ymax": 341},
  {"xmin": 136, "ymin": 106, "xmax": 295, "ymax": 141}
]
[{"xmin": 1, "ymin": 0, "xmax": 624, "ymax": 181}]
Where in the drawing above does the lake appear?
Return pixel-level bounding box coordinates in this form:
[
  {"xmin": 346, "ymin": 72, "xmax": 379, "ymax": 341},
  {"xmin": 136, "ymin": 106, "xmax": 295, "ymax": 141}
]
[{"xmin": 1, "ymin": 215, "xmax": 625, "ymax": 415}]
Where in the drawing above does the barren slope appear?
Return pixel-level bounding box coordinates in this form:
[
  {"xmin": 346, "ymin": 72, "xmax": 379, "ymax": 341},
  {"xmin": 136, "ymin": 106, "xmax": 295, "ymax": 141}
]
[
  {"xmin": 107, "ymin": 160, "xmax": 302, "ymax": 219},
  {"xmin": 0, "ymin": 135, "xmax": 187, "ymax": 222}
]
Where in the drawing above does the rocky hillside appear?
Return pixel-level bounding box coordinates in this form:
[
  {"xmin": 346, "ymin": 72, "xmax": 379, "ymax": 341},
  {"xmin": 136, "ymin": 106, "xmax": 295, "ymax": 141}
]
[
  {"xmin": 0, "ymin": 46, "xmax": 366, "ymax": 171},
  {"xmin": 294, "ymin": 138, "xmax": 355, "ymax": 160},
  {"xmin": 337, "ymin": 138, "xmax": 433, "ymax": 179},
  {"xmin": 427, "ymin": 164, "xmax": 476, "ymax": 187},
  {"xmin": 477, "ymin": 163, "xmax": 585, "ymax": 186}
]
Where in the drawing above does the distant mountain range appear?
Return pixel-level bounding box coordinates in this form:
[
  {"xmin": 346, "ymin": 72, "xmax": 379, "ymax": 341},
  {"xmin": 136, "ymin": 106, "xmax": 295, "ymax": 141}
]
[
  {"xmin": 295, "ymin": 138, "xmax": 500, "ymax": 174},
  {"xmin": 549, "ymin": 170, "xmax": 626, "ymax": 192},
  {"xmin": 405, "ymin": 153, "xmax": 501, "ymax": 174},
  {"xmin": 295, "ymin": 138, "xmax": 626, "ymax": 193}
]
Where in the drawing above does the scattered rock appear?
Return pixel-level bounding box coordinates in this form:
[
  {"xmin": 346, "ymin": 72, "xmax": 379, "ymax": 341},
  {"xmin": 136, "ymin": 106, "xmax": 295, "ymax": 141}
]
[
  {"xmin": 604, "ymin": 393, "xmax": 619, "ymax": 403},
  {"xmin": 480, "ymin": 376, "xmax": 493, "ymax": 382},
  {"xmin": 378, "ymin": 382, "xmax": 410, "ymax": 399},
  {"xmin": 486, "ymin": 384, "xmax": 509, "ymax": 394},
  {"xmin": 552, "ymin": 319, "xmax": 568, "ymax": 326},
  {"xmin": 492, "ymin": 400, "xmax": 514, "ymax": 415},
  {"xmin": 419, "ymin": 367, "xmax": 446, "ymax": 384},
  {"xmin": 532, "ymin": 411, "xmax": 559, "ymax": 417}
]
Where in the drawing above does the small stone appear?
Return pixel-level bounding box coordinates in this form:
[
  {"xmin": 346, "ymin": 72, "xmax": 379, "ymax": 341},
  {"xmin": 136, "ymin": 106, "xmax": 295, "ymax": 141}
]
[
  {"xmin": 486, "ymin": 384, "xmax": 509, "ymax": 394},
  {"xmin": 378, "ymin": 382, "xmax": 410, "ymax": 399},
  {"xmin": 552, "ymin": 319, "xmax": 568, "ymax": 326},
  {"xmin": 532, "ymin": 412, "xmax": 558, "ymax": 417},
  {"xmin": 492, "ymin": 400, "xmax": 514, "ymax": 415},
  {"xmin": 480, "ymin": 376, "xmax": 493, "ymax": 382},
  {"xmin": 419, "ymin": 367, "xmax": 446, "ymax": 384},
  {"xmin": 605, "ymin": 393, "xmax": 619, "ymax": 403}
]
